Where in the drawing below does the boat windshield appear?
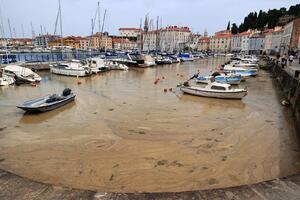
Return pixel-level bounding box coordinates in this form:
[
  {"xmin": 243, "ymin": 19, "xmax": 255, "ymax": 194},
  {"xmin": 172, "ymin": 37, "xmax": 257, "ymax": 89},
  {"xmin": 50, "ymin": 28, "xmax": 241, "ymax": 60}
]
[{"xmin": 211, "ymin": 86, "xmax": 226, "ymax": 91}]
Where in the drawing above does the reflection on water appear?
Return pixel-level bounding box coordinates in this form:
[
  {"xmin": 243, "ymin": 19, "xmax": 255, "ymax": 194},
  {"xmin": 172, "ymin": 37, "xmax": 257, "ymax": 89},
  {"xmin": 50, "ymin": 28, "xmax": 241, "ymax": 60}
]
[
  {"xmin": 19, "ymin": 101, "xmax": 76, "ymax": 124},
  {"xmin": 0, "ymin": 58, "xmax": 299, "ymax": 193}
]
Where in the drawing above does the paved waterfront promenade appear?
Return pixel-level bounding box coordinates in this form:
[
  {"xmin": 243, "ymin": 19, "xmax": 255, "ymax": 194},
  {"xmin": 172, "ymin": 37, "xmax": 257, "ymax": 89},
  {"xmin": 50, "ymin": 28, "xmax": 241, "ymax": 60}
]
[{"xmin": 1, "ymin": 169, "xmax": 300, "ymax": 200}]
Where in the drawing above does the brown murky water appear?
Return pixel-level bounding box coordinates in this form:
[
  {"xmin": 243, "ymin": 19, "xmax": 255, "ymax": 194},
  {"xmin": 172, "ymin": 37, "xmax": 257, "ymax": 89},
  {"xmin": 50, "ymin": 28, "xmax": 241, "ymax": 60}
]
[{"xmin": 0, "ymin": 58, "xmax": 299, "ymax": 193}]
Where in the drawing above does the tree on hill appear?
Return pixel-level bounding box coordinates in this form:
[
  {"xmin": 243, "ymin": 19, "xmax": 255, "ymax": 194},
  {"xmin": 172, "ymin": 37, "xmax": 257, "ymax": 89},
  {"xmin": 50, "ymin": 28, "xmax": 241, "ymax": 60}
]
[
  {"xmin": 231, "ymin": 3, "xmax": 300, "ymax": 33},
  {"xmin": 231, "ymin": 23, "xmax": 238, "ymax": 34},
  {"xmin": 227, "ymin": 21, "xmax": 231, "ymax": 31}
]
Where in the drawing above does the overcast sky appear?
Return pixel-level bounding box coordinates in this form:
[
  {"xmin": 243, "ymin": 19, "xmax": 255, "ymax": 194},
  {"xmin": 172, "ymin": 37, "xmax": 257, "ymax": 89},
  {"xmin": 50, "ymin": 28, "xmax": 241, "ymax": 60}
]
[{"xmin": 0, "ymin": 0, "xmax": 298, "ymax": 38}]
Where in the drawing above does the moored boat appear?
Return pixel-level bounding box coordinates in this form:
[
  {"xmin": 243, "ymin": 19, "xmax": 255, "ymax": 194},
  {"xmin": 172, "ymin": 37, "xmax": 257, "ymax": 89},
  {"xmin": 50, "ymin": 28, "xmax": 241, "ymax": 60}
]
[
  {"xmin": 16, "ymin": 88, "xmax": 76, "ymax": 112},
  {"xmin": 196, "ymin": 74, "xmax": 242, "ymax": 85},
  {"xmin": 0, "ymin": 75, "xmax": 15, "ymax": 86},
  {"xmin": 50, "ymin": 60, "xmax": 91, "ymax": 77},
  {"xmin": 180, "ymin": 82, "xmax": 247, "ymax": 99},
  {"xmin": 2, "ymin": 65, "xmax": 42, "ymax": 84}
]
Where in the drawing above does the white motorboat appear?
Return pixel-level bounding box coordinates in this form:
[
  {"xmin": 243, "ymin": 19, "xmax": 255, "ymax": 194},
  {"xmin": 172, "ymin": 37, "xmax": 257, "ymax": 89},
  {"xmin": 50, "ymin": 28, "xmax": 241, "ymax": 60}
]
[
  {"xmin": 181, "ymin": 82, "xmax": 247, "ymax": 99},
  {"xmin": 142, "ymin": 55, "xmax": 156, "ymax": 67},
  {"xmin": 0, "ymin": 75, "xmax": 15, "ymax": 86},
  {"xmin": 2, "ymin": 65, "xmax": 42, "ymax": 84},
  {"xmin": 87, "ymin": 58, "xmax": 109, "ymax": 74},
  {"xmin": 106, "ymin": 61, "xmax": 128, "ymax": 71},
  {"xmin": 196, "ymin": 74, "xmax": 242, "ymax": 85},
  {"xmin": 50, "ymin": 61, "xmax": 91, "ymax": 77}
]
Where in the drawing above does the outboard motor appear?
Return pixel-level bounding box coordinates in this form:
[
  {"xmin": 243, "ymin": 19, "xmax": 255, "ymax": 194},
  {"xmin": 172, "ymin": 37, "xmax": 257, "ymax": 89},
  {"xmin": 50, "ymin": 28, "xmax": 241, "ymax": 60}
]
[
  {"xmin": 183, "ymin": 81, "xmax": 190, "ymax": 87},
  {"xmin": 62, "ymin": 88, "xmax": 72, "ymax": 96}
]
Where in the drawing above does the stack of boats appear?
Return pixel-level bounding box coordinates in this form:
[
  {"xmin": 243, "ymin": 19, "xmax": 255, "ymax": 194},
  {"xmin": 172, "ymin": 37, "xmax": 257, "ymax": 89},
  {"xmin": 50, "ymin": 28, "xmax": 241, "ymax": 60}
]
[{"xmin": 180, "ymin": 55, "xmax": 259, "ymax": 100}]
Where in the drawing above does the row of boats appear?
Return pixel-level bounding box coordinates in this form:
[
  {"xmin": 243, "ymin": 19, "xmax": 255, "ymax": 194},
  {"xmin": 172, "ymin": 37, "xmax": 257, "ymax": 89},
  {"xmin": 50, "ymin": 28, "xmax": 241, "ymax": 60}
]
[
  {"xmin": 180, "ymin": 55, "xmax": 259, "ymax": 100},
  {"xmin": 0, "ymin": 52, "xmax": 200, "ymax": 85},
  {"xmin": 13, "ymin": 55, "xmax": 259, "ymax": 113}
]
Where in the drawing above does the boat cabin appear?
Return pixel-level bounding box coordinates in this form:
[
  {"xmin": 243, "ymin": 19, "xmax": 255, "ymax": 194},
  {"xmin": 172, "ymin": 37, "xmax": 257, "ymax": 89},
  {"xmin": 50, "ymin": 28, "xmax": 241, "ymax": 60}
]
[{"xmin": 206, "ymin": 82, "xmax": 232, "ymax": 91}]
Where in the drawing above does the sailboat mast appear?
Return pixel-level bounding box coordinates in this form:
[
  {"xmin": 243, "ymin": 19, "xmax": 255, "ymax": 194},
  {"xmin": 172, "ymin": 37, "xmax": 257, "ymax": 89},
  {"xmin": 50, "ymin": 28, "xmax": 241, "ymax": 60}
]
[
  {"xmin": 97, "ymin": 1, "xmax": 101, "ymax": 52},
  {"xmin": 8, "ymin": 19, "xmax": 12, "ymax": 39},
  {"xmin": 21, "ymin": 24, "xmax": 25, "ymax": 38},
  {"xmin": 59, "ymin": 0, "xmax": 63, "ymax": 46},
  {"xmin": 100, "ymin": 9, "xmax": 107, "ymax": 51},
  {"xmin": 30, "ymin": 22, "xmax": 35, "ymax": 38}
]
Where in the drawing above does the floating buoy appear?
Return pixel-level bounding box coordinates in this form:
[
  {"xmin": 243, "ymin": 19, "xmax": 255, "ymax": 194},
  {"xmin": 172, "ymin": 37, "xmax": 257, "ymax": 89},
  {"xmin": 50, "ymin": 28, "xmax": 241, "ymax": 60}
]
[
  {"xmin": 177, "ymin": 74, "xmax": 179, "ymax": 76},
  {"xmin": 77, "ymin": 81, "xmax": 82, "ymax": 85},
  {"xmin": 162, "ymin": 76, "xmax": 165, "ymax": 79},
  {"xmin": 164, "ymin": 89, "xmax": 168, "ymax": 93},
  {"xmin": 169, "ymin": 88, "xmax": 173, "ymax": 92},
  {"xmin": 154, "ymin": 78, "xmax": 160, "ymax": 85}
]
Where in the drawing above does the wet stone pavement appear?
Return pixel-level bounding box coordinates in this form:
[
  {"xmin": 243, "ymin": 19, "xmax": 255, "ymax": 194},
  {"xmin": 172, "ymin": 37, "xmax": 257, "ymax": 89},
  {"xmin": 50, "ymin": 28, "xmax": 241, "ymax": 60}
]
[{"xmin": 1, "ymin": 169, "xmax": 300, "ymax": 200}]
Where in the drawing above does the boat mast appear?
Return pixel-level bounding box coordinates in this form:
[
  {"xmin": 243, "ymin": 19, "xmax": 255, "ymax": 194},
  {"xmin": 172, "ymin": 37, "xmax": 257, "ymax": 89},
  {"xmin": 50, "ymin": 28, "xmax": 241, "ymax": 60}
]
[
  {"xmin": 97, "ymin": 1, "xmax": 101, "ymax": 53},
  {"xmin": 156, "ymin": 16, "xmax": 159, "ymax": 52},
  {"xmin": 21, "ymin": 24, "xmax": 25, "ymax": 38},
  {"xmin": 7, "ymin": 19, "xmax": 12, "ymax": 39},
  {"xmin": 30, "ymin": 21, "xmax": 35, "ymax": 38},
  {"xmin": 58, "ymin": 0, "xmax": 63, "ymax": 46},
  {"xmin": 0, "ymin": 5, "xmax": 9, "ymax": 64},
  {"xmin": 100, "ymin": 9, "xmax": 107, "ymax": 51}
]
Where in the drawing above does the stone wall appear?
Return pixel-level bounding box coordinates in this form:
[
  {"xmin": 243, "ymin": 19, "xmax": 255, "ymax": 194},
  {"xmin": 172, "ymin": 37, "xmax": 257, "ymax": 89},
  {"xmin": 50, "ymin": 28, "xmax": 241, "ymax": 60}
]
[{"xmin": 265, "ymin": 58, "xmax": 300, "ymax": 134}]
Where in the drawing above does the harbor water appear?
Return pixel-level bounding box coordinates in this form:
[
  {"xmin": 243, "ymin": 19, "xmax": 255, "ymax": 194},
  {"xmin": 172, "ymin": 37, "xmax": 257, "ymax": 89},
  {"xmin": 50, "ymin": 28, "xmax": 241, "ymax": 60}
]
[{"xmin": 0, "ymin": 58, "xmax": 299, "ymax": 193}]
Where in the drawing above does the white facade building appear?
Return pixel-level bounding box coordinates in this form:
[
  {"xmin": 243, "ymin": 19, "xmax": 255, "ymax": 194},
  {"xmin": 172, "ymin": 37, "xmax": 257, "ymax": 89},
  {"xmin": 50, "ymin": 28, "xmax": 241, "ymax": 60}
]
[
  {"xmin": 119, "ymin": 28, "xmax": 142, "ymax": 38},
  {"xmin": 264, "ymin": 27, "xmax": 283, "ymax": 55},
  {"xmin": 143, "ymin": 26, "xmax": 191, "ymax": 52}
]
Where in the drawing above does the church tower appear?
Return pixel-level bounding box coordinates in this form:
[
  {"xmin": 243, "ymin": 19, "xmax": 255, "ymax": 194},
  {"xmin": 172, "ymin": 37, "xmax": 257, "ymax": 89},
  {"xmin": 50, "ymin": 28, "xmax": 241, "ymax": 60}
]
[{"xmin": 144, "ymin": 15, "xmax": 149, "ymax": 32}]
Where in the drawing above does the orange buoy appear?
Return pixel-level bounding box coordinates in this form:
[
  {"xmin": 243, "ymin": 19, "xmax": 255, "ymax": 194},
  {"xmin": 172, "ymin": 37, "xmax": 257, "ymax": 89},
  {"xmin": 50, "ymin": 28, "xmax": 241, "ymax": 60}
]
[{"xmin": 77, "ymin": 81, "xmax": 82, "ymax": 85}]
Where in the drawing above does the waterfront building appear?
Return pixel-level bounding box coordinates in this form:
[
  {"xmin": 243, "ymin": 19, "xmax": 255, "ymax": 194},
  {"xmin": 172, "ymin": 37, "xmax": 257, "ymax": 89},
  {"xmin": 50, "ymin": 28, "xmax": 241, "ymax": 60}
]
[
  {"xmin": 280, "ymin": 18, "xmax": 300, "ymax": 55},
  {"xmin": 240, "ymin": 31, "xmax": 252, "ymax": 54},
  {"xmin": 0, "ymin": 38, "xmax": 9, "ymax": 47},
  {"xmin": 231, "ymin": 34, "xmax": 242, "ymax": 53},
  {"xmin": 48, "ymin": 36, "xmax": 80, "ymax": 49},
  {"xmin": 209, "ymin": 30, "xmax": 232, "ymax": 53},
  {"xmin": 119, "ymin": 28, "xmax": 142, "ymax": 38},
  {"xmin": 263, "ymin": 27, "xmax": 283, "ymax": 55},
  {"xmin": 78, "ymin": 37, "xmax": 90, "ymax": 50},
  {"xmin": 142, "ymin": 26, "xmax": 191, "ymax": 52},
  {"xmin": 112, "ymin": 37, "xmax": 137, "ymax": 50},
  {"xmin": 189, "ymin": 34, "xmax": 202, "ymax": 51},
  {"xmin": 198, "ymin": 37, "xmax": 210, "ymax": 52},
  {"xmin": 249, "ymin": 33, "xmax": 265, "ymax": 55},
  {"xmin": 89, "ymin": 32, "xmax": 113, "ymax": 50},
  {"xmin": 9, "ymin": 38, "xmax": 33, "ymax": 47},
  {"xmin": 33, "ymin": 34, "xmax": 60, "ymax": 48}
]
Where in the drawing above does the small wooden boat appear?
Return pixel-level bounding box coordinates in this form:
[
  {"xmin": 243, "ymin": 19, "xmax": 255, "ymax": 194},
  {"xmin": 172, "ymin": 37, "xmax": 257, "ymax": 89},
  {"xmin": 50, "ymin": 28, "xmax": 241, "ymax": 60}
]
[
  {"xmin": 17, "ymin": 88, "xmax": 76, "ymax": 112},
  {"xmin": 181, "ymin": 82, "xmax": 247, "ymax": 99}
]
